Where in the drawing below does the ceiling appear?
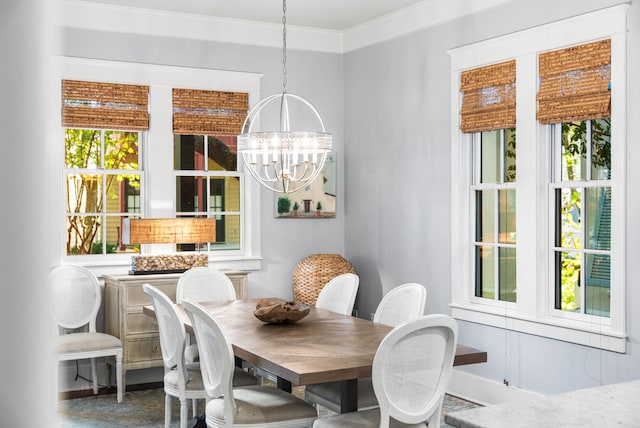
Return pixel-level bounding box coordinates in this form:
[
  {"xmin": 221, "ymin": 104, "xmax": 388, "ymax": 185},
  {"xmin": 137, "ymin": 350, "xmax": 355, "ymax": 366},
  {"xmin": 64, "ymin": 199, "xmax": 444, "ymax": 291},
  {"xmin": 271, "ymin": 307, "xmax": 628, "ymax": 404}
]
[{"xmin": 78, "ymin": 0, "xmax": 429, "ymax": 31}]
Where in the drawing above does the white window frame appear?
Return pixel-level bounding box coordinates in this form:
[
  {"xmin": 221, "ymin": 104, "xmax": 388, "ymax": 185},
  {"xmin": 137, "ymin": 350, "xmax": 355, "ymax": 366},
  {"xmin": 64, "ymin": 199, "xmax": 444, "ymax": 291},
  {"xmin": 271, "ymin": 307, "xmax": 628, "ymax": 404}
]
[
  {"xmin": 448, "ymin": 5, "xmax": 627, "ymax": 352},
  {"xmin": 50, "ymin": 57, "xmax": 263, "ymax": 276}
]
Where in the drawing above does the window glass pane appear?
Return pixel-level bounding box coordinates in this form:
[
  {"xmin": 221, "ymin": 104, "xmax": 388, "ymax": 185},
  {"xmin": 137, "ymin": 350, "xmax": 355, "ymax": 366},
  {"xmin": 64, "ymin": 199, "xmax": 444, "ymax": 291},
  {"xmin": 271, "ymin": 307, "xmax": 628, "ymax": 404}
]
[
  {"xmin": 557, "ymin": 251, "xmax": 581, "ymax": 312},
  {"xmin": 475, "ymin": 246, "xmax": 495, "ymax": 299},
  {"xmin": 505, "ymin": 128, "xmax": 516, "ymax": 182},
  {"xmin": 499, "ymin": 247, "xmax": 516, "ymax": 302},
  {"xmin": 499, "ymin": 189, "xmax": 516, "ymax": 244},
  {"xmin": 104, "ymin": 215, "xmax": 128, "ymax": 254},
  {"xmin": 104, "ymin": 131, "xmax": 139, "ymax": 170},
  {"xmin": 208, "ymin": 137, "xmax": 238, "ymax": 172},
  {"xmin": 480, "ymin": 130, "xmax": 500, "ymax": 183},
  {"xmin": 476, "ymin": 190, "xmax": 495, "ymax": 242},
  {"xmin": 585, "ymin": 253, "xmax": 610, "ymax": 316},
  {"xmin": 105, "ymin": 174, "xmax": 141, "ymax": 213},
  {"xmin": 557, "ymin": 188, "xmax": 581, "ymax": 249},
  {"xmin": 585, "ymin": 187, "xmax": 610, "ymax": 251},
  {"xmin": 175, "ymin": 214, "xmax": 241, "ymax": 252},
  {"xmin": 66, "ymin": 173, "xmax": 103, "ymax": 214},
  {"xmin": 174, "ymin": 135, "xmax": 205, "ymax": 170},
  {"xmin": 210, "ymin": 177, "xmax": 241, "ymax": 213},
  {"xmin": 591, "ymin": 118, "xmax": 611, "ymax": 180},
  {"xmin": 176, "ymin": 176, "xmax": 207, "ymax": 213},
  {"xmin": 65, "ymin": 129, "xmax": 100, "ymax": 169},
  {"xmin": 213, "ymin": 214, "xmax": 241, "ymax": 251},
  {"xmin": 561, "ymin": 122, "xmax": 587, "ymax": 181},
  {"xmin": 66, "ymin": 215, "xmax": 102, "ymax": 255}
]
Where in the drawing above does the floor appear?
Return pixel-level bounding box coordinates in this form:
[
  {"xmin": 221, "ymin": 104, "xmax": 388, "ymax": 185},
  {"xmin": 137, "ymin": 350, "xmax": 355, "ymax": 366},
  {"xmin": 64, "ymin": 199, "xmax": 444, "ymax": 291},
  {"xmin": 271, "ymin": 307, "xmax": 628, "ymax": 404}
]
[{"xmin": 56, "ymin": 386, "xmax": 480, "ymax": 427}]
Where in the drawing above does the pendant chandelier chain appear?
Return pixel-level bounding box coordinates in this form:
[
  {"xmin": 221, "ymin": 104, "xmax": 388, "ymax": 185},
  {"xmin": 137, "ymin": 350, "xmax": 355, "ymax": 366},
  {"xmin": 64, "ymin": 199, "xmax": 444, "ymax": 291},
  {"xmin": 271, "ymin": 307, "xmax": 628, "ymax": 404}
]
[
  {"xmin": 282, "ymin": 0, "xmax": 287, "ymax": 94},
  {"xmin": 237, "ymin": 0, "xmax": 333, "ymax": 193}
]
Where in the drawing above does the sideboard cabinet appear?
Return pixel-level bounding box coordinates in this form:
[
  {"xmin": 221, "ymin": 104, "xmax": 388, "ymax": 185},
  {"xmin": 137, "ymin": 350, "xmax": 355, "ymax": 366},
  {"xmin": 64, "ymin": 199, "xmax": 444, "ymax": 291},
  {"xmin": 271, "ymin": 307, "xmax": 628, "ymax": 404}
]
[{"xmin": 103, "ymin": 270, "xmax": 248, "ymax": 387}]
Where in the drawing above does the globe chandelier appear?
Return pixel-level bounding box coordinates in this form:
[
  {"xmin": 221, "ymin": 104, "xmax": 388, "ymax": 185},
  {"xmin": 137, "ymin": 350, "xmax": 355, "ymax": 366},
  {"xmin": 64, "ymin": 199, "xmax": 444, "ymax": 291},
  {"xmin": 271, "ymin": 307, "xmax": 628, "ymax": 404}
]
[{"xmin": 237, "ymin": 0, "xmax": 333, "ymax": 194}]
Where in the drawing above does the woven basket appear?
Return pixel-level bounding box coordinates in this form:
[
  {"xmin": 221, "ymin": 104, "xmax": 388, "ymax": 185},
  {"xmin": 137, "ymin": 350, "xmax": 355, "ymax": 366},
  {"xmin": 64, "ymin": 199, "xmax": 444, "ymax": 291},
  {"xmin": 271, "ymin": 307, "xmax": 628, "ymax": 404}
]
[{"xmin": 293, "ymin": 254, "xmax": 356, "ymax": 305}]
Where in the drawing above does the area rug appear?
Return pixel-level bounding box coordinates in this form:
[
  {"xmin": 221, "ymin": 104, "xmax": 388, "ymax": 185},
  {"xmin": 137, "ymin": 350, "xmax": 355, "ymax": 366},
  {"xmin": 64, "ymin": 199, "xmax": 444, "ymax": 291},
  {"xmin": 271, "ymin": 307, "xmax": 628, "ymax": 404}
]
[{"xmin": 56, "ymin": 387, "xmax": 479, "ymax": 427}]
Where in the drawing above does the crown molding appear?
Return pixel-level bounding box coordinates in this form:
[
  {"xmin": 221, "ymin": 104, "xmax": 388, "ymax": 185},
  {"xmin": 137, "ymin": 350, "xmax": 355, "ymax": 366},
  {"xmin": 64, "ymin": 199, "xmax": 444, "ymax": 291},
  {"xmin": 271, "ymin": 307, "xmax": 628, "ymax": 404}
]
[{"xmin": 59, "ymin": 0, "xmax": 516, "ymax": 53}]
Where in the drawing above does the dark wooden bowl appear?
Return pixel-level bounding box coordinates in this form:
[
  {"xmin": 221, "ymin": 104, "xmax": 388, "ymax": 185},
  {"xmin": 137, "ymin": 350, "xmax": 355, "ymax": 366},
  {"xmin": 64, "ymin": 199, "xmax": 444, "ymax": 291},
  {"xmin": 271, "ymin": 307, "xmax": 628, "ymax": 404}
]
[{"xmin": 254, "ymin": 299, "xmax": 310, "ymax": 324}]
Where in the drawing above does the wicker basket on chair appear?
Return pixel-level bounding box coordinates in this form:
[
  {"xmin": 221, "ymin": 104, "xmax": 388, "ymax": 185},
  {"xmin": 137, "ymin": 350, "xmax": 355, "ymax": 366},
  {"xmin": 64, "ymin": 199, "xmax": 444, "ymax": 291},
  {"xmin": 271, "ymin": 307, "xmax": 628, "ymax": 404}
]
[{"xmin": 293, "ymin": 254, "xmax": 356, "ymax": 306}]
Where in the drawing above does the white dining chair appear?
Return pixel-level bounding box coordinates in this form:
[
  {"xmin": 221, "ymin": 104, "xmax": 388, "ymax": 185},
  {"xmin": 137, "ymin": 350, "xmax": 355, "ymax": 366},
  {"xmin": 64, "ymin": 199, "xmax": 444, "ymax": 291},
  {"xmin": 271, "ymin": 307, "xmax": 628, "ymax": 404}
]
[
  {"xmin": 176, "ymin": 267, "xmax": 237, "ymax": 304},
  {"xmin": 50, "ymin": 265, "xmax": 123, "ymax": 405},
  {"xmin": 312, "ymin": 314, "xmax": 458, "ymax": 428},
  {"xmin": 144, "ymin": 284, "xmax": 258, "ymax": 428},
  {"xmin": 182, "ymin": 298, "xmax": 318, "ymax": 428},
  {"xmin": 373, "ymin": 282, "xmax": 427, "ymax": 326},
  {"xmin": 176, "ymin": 267, "xmax": 238, "ymax": 364},
  {"xmin": 305, "ymin": 282, "xmax": 427, "ymax": 412},
  {"xmin": 314, "ymin": 273, "xmax": 359, "ymax": 316},
  {"xmin": 143, "ymin": 283, "xmax": 208, "ymax": 428}
]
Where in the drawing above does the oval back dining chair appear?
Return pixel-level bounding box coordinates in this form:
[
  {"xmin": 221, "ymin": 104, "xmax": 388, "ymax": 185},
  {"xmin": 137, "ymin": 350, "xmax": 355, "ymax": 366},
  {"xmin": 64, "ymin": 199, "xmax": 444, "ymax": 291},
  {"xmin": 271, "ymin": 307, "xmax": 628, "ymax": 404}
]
[
  {"xmin": 312, "ymin": 314, "xmax": 458, "ymax": 428},
  {"xmin": 182, "ymin": 298, "xmax": 318, "ymax": 428},
  {"xmin": 176, "ymin": 267, "xmax": 237, "ymax": 364},
  {"xmin": 305, "ymin": 282, "xmax": 427, "ymax": 413},
  {"xmin": 314, "ymin": 273, "xmax": 359, "ymax": 316},
  {"xmin": 176, "ymin": 267, "xmax": 236, "ymax": 304},
  {"xmin": 143, "ymin": 283, "xmax": 208, "ymax": 428},
  {"xmin": 49, "ymin": 265, "xmax": 123, "ymax": 406},
  {"xmin": 373, "ymin": 282, "xmax": 427, "ymax": 326}
]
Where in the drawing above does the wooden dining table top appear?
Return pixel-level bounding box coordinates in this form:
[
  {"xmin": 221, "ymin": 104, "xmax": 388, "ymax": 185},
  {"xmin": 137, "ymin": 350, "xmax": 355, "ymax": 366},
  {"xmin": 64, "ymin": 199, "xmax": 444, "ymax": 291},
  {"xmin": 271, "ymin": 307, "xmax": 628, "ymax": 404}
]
[{"xmin": 143, "ymin": 298, "xmax": 487, "ymax": 387}]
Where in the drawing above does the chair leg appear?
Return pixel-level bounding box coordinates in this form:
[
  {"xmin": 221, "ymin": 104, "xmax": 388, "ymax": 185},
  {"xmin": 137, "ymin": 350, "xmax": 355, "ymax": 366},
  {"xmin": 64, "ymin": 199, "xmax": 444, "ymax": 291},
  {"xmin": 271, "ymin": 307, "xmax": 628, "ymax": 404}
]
[
  {"xmin": 90, "ymin": 358, "xmax": 98, "ymax": 394},
  {"xmin": 192, "ymin": 398, "xmax": 197, "ymax": 417},
  {"xmin": 54, "ymin": 359, "xmax": 59, "ymax": 410},
  {"xmin": 180, "ymin": 398, "xmax": 188, "ymax": 428},
  {"xmin": 165, "ymin": 394, "xmax": 172, "ymax": 428},
  {"xmin": 116, "ymin": 354, "xmax": 123, "ymax": 403}
]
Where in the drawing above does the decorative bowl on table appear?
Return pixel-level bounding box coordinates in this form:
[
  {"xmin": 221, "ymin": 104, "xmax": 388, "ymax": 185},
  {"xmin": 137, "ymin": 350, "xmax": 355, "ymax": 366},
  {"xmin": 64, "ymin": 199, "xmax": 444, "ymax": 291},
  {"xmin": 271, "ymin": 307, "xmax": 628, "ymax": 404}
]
[{"xmin": 254, "ymin": 299, "xmax": 310, "ymax": 324}]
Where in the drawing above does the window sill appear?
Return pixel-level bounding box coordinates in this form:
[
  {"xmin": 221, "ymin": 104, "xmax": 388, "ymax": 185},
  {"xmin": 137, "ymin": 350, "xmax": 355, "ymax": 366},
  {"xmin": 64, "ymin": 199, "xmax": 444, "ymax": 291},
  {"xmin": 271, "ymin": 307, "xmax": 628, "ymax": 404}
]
[
  {"xmin": 66, "ymin": 254, "xmax": 262, "ymax": 278},
  {"xmin": 450, "ymin": 303, "xmax": 627, "ymax": 353}
]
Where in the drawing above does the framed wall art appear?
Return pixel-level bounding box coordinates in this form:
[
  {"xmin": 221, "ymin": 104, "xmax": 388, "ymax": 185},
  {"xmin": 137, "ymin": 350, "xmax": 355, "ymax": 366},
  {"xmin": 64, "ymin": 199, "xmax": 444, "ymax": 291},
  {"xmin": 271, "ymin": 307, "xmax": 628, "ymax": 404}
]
[{"xmin": 275, "ymin": 152, "xmax": 336, "ymax": 218}]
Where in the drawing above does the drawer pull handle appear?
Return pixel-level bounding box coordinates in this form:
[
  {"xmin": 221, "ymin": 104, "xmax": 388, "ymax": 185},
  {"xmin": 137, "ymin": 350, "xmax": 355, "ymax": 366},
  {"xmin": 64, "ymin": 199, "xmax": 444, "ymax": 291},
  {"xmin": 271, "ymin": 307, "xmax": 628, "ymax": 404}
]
[{"xmin": 152, "ymin": 345, "xmax": 160, "ymax": 353}]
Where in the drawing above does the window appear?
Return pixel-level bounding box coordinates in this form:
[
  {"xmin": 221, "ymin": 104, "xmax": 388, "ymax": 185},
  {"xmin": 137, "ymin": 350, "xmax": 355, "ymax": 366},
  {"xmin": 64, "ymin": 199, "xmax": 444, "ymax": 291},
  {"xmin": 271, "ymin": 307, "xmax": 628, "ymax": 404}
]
[
  {"xmin": 62, "ymin": 79, "xmax": 148, "ymax": 256},
  {"xmin": 174, "ymin": 135, "xmax": 242, "ymax": 251},
  {"xmin": 473, "ymin": 128, "xmax": 517, "ymax": 303},
  {"xmin": 55, "ymin": 58, "xmax": 262, "ymax": 273},
  {"xmin": 449, "ymin": 5, "xmax": 627, "ymax": 352},
  {"xmin": 64, "ymin": 129, "xmax": 142, "ymax": 255},
  {"xmin": 552, "ymin": 119, "xmax": 611, "ymax": 317},
  {"xmin": 172, "ymin": 88, "xmax": 248, "ymax": 253}
]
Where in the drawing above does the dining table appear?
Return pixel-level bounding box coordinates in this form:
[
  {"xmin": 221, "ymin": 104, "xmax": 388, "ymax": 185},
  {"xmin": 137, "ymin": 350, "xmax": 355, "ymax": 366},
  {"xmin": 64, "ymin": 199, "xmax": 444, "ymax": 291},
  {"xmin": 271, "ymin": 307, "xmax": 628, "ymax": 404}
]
[{"xmin": 143, "ymin": 298, "xmax": 487, "ymax": 413}]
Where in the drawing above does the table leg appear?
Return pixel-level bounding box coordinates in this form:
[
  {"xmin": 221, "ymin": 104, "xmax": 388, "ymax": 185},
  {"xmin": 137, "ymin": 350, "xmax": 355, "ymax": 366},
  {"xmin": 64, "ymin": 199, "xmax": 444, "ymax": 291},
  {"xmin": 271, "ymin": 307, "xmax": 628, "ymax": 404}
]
[
  {"xmin": 339, "ymin": 379, "xmax": 358, "ymax": 413},
  {"xmin": 276, "ymin": 377, "xmax": 292, "ymax": 393}
]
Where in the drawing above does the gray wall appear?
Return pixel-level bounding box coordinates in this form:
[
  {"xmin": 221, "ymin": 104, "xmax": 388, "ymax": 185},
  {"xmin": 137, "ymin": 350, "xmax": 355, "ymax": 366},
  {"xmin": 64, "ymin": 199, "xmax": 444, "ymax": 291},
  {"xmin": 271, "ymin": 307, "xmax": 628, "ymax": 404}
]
[
  {"xmin": 57, "ymin": 0, "xmax": 640, "ymax": 398},
  {"xmin": 344, "ymin": 0, "xmax": 640, "ymax": 395},
  {"xmin": 60, "ymin": 29, "xmax": 346, "ymax": 301}
]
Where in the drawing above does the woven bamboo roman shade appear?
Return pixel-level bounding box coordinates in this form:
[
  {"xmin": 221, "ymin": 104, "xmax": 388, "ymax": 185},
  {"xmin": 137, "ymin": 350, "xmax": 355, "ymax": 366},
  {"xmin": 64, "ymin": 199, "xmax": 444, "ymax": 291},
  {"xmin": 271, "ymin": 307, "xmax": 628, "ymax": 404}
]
[
  {"xmin": 172, "ymin": 88, "xmax": 248, "ymax": 136},
  {"xmin": 460, "ymin": 60, "xmax": 516, "ymax": 133},
  {"xmin": 537, "ymin": 39, "xmax": 611, "ymax": 124},
  {"xmin": 62, "ymin": 80, "xmax": 149, "ymax": 130}
]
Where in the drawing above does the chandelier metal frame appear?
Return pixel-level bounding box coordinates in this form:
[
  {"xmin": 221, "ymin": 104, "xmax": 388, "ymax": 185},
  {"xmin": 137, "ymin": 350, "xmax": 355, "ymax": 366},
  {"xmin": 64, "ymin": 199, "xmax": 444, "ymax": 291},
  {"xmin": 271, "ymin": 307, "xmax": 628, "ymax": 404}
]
[{"xmin": 237, "ymin": 0, "xmax": 333, "ymax": 194}]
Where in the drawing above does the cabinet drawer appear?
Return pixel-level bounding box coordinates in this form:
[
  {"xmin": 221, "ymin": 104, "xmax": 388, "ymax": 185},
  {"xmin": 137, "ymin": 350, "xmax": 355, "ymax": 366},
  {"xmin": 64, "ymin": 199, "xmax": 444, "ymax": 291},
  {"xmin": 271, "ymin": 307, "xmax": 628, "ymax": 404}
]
[
  {"xmin": 127, "ymin": 281, "xmax": 176, "ymax": 306},
  {"xmin": 126, "ymin": 311, "xmax": 159, "ymax": 335},
  {"xmin": 126, "ymin": 337, "xmax": 163, "ymax": 363}
]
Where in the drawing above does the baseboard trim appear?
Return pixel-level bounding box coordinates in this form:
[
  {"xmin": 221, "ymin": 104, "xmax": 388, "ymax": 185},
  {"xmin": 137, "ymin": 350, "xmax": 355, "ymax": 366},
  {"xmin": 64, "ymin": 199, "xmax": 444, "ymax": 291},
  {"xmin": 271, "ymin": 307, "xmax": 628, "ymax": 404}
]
[{"xmin": 447, "ymin": 370, "xmax": 542, "ymax": 406}]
